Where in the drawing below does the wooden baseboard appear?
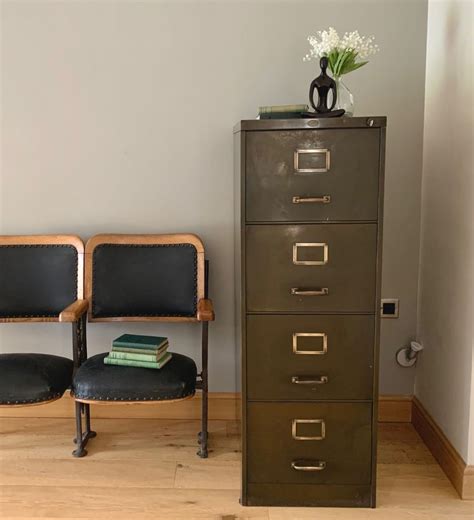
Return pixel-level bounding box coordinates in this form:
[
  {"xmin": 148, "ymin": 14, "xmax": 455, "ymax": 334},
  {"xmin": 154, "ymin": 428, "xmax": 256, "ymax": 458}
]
[
  {"xmin": 412, "ymin": 396, "xmax": 473, "ymax": 500},
  {"xmin": 378, "ymin": 394, "xmax": 413, "ymax": 422},
  {"xmin": 0, "ymin": 392, "xmax": 410, "ymax": 422}
]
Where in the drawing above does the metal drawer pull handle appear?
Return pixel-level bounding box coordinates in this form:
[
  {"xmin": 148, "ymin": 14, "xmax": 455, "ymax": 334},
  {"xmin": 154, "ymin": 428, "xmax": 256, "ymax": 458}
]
[
  {"xmin": 293, "ymin": 243, "xmax": 328, "ymax": 265},
  {"xmin": 291, "ymin": 375, "xmax": 328, "ymax": 385},
  {"xmin": 291, "ymin": 460, "xmax": 326, "ymax": 472},
  {"xmin": 294, "ymin": 149, "xmax": 330, "ymax": 174},
  {"xmin": 292, "ymin": 195, "xmax": 331, "ymax": 204},
  {"xmin": 293, "ymin": 332, "xmax": 328, "ymax": 355},
  {"xmin": 291, "ymin": 287, "xmax": 329, "ymax": 296},
  {"xmin": 292, "ymin": 419, "xmax": 326, "ymax": 441}
]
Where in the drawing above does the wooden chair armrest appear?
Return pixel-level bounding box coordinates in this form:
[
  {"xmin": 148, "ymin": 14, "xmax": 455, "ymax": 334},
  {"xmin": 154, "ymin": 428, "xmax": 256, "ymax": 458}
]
[
  {"xmin": 197, "ymin": 299, "xmax": 215, "ymax": 321},
  {"xmin": 59, "ymin": 299, "xmax": 89, "ymax": 322}
]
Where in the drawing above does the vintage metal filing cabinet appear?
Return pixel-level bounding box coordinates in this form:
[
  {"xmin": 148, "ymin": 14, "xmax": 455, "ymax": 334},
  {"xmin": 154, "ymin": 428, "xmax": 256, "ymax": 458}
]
[{"xmin": 234, "ymin": 117, "xmax": 386, "ymax": 507}]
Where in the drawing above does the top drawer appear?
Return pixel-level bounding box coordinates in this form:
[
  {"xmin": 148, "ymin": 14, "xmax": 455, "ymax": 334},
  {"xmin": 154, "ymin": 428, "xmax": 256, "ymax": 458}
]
[{"xmin": 246, "ymin": 129, "xmax": 380, "ymax": 222}]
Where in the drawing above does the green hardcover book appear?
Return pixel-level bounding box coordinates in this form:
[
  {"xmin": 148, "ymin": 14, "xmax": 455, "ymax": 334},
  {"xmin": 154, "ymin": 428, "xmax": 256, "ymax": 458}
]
[
  {"xmin": 260, "ymin": 112, "xmax": 303, "ymax": 120},
  {"xmin": 112, "ymin": 334, "xmax": 168, "ymax": 351},
  {"xmin": 108, "ymin": 350, "xmax": 169, "ymax": 362},
  {"xmin": 259, "ymin": 104, "xmax": 308, "ymax": 115},
  {"xmin": 111, "ymin": 344, "xmax": 168, "ymax": 356},
  {"xmin": 104, "ymin": 352, "xmax": 172, "ymax": 370}
]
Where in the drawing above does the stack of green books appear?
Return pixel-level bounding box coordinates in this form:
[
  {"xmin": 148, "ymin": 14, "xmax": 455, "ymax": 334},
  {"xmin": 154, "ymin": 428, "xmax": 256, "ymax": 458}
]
[
  {"xmin": 104, "ymin": 334, "xmax": 172, "ymax": 369},
  {"xmin": 258, "ymin": 104, "xmax": 308, "ymax": 119}
]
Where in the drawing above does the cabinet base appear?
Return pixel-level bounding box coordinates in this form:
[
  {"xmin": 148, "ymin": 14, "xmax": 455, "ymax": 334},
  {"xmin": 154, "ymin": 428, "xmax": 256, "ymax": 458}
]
[{"xmin": 243, "ymin": 483, "xmax": 374, "ymax": 507}]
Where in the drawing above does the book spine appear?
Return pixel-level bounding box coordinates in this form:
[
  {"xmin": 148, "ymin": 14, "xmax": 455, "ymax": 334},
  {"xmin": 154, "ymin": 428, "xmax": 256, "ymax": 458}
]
[
  {"xmin": 259, "ymin": 104, "xmax": 308, "ymax": 114},
  {"xmin": 104, "ymin": 353, "xmax": 171, "ymax": 370},
  {"xmin": 112, "ymin": 340, "xmax": 168, "ymax": 351},
  {"xmin": 108, "ymin": 351, "xmax": 168, "ymax": 362},
  {"xmin": 260, "ymin": 112, "xmax": 303, "ymax": 120},
  {"xmin": 112, "ymin": 346, "xmax": 168, "ymax": 356}
]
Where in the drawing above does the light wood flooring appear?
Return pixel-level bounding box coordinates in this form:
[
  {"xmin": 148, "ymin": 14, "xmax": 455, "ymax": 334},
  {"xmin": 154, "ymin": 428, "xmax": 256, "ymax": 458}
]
[{"xmin": 0, "ymin": 417, "xmax": 472, "ymax": 519}]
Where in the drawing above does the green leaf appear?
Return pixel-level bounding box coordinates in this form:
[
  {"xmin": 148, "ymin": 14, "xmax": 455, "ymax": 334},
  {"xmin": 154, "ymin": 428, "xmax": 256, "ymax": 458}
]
[
  {"xmin": 343, "ymin": 60, "xmax": 369, "ymax": 74},
  {"xmin": 343, "ymin": 52, "xmax": 357, "ymax": 68},
  {"xmin": 333, "ymin": 51, "xmax": 346, "ymax": 76},
  {"xmin": 325, "ymin": 49, "xmax": 369, "ymax": 76},
  {"xmin": 327, "ymin": 50, "xmax": 338, "ymax": 75},
  {"xmin": 336, "ymin": 51, "xmax": 355, "ymax": 76},
  {"xmin": 338, "ymin": 51, "xmax": 357, "ymax": 75}
]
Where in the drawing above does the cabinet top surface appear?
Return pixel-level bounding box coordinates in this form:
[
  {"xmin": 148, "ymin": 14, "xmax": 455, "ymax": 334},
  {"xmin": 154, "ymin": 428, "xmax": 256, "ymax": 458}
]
[{"xmin": 233, "ymin": 116, "xmax": 386, "ymax": 133}]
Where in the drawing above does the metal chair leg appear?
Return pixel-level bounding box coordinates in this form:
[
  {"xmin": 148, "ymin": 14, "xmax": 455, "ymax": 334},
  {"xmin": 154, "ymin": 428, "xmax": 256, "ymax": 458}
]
[
  {"xmin": 84, "ymin": 403, "xmax": 97, "ymax": 439},
  {"xmin": 72, "ymin": 401, "xmax": 87, "ymax": 457},
  {"xmin": 72, "ymin": 316, "xmax": 96, "ymax": 457},
  {"xmin": 72, "ymin": 402, "xmax": 96, "ymax": 457},
  {"xmin": 197, "ymin": 395, "xmax": 208, "ymax": 458},
  {"xmin": 197, "ymin": 321, "xmax": 209, "ymax": 458}
]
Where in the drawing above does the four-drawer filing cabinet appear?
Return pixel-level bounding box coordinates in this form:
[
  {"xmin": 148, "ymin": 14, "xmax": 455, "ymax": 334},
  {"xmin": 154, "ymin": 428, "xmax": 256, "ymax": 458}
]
[{"xmin": 234, "ymin": 117, "xmax": 386, "ymax": 507}]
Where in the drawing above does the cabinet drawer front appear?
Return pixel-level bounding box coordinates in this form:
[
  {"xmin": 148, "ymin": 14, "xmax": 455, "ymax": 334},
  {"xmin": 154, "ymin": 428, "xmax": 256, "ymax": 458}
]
[
  {"xmin": 246, "ymin": 224, "xmax": 377, "ymax": 312},
  {"xmin": 246, "ymin": 483, "xmax": 372, "ymax": 507},
  {"xmin": 247, "ymin": 402, "xmax": 372, "ymax": 485},
  {"xmin": 247, "ymin": 315, "xmax": 374, "ymax": 400},
  {"xmin": 246, "ymin": 129, "xmax": 380, "ymax": 222}
]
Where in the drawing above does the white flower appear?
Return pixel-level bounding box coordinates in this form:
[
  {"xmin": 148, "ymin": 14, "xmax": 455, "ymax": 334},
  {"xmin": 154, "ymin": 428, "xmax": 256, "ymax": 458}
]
[
  {"xmin": 303, "ymin": 27, "xmax": 341, "ymax": 61},
  {"xmin": 303, "ymin": 27, "xmax": 379, "ymax": 62},
  {"xmin": 341, "ymin": 30, "xmax": 378, "ymax": 58}
]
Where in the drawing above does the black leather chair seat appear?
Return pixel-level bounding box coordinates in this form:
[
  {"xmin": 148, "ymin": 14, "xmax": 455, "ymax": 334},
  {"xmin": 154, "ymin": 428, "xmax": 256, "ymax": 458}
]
[
  {"xmin": 72, "ymin": 352, "xmax": 197, "ymax": 402},
  {"xmin": 0, "ymin": 353, "xmax": 73, "ymax": 405}
]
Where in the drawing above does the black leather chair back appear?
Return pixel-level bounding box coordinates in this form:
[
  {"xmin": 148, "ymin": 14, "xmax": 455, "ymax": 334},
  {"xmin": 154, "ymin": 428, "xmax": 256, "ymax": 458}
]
[
  {"xmin": 86, "ymin": 234, "xmax": 205, "ymax": 321},
  {"xmin": 0, "ymin": 236, "xmax": 83, "ymax": 320}
]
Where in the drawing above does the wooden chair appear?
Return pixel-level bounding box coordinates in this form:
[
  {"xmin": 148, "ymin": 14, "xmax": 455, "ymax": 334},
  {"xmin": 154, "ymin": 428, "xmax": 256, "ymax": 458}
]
[
  {"xmin": 71, "ymin": 234, "xmax": 215, "ymax": 458},
  {"xmin": 0, "ymin": 235, "xmax": 89, "ymax": 418}
]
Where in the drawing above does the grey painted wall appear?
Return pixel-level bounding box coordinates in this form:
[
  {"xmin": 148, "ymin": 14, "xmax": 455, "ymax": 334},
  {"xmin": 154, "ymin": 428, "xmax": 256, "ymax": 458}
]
[
  {"xmin": 0, "ymin": 0, "xmax": 427, "ymax": 393},
  {"xmin": 415, "ymin": 0, "xmax": 474, "ymax": 463}
]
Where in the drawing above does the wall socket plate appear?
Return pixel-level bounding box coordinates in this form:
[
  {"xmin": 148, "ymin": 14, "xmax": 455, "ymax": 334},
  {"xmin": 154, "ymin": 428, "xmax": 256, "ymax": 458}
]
[{"xmin": 381, "ymin": 298, "xmax": 399, "ymax": 318}]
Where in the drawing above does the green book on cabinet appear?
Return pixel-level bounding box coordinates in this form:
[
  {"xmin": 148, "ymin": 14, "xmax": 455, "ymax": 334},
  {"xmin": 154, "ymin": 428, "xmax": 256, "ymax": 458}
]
[
  {"xmin": 259, "ymin": 104, "xmax": 308, "ymax": 114},
  {"xmin": 108, "ymin": 350, "xmax": 169, "ymax": 362},
  {"xmin": 104, "ymin": 352, "xmax": 172, "ymax": 370},
  {"xmin": 111, "ymin": 344, "xmax": 168, "ymax": 357},
  {"xmin": 112, "ymin": 334, "xmax": 168, "ymax": 351},
  {"xmin": 260, "ymin": 112, "xmax": 303, "ymax": 120}
]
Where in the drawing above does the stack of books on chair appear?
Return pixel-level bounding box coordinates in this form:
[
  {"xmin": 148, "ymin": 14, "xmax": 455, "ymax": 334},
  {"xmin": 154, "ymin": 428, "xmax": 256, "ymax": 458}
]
[
  {"xmin": 257, "ymin": 104, "xmax": 308, "ymax": 119},
  {"xmin": 104, "ymin": 334, "xmax": 172, "ymax": 369}
]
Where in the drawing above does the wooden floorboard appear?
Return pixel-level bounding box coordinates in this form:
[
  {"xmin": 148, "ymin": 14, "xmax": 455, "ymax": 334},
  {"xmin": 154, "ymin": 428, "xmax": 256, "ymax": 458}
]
[{"xmin": 1, "ymin": 418, "xmax": 472, "ymax": 519}]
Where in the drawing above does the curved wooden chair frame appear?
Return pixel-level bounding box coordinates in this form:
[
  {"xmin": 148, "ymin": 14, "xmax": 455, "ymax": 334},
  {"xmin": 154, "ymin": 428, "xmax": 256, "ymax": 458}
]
[
  {"xmin": 71, "ymin": 233, "xmax": 214, "ymax": 458},
  {"xmin": 0, "ymin": 235, "xmax": 87, "ymax": 409}
]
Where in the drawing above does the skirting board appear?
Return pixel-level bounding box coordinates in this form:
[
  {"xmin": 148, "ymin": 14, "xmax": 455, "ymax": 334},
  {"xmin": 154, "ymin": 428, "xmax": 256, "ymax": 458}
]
[
  {"xmin": 412, "ymin": 396, "xmax": 473, "ymax": 500},
  {"xmin": 0, "ymin": 392, "xmax": 410, "ymax": 422}
]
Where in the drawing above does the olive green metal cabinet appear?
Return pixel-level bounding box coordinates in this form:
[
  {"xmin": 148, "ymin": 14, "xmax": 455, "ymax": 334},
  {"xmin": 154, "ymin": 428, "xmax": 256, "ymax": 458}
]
[{"xmin": 234, "ymin": 117, "xmax": 386, "ymax": 507}]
